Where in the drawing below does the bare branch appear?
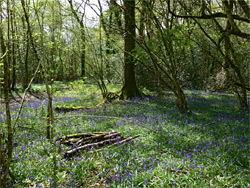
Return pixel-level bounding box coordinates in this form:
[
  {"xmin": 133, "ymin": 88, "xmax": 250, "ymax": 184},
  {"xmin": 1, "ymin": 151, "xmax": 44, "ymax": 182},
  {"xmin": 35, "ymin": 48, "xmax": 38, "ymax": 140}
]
[
  {"xmin": 170, "ymin": 11, "xmax": 250, "ymax": 23},
  {"xmin": 12, "ymin": 61, "xmax": 41, "ymax": 130},
  {"xmin": 0, "ymin": 50, "xmax": 8, "ymax": 61},
  {"xmin": 168, "ymin": 0, "xmax": 250, "ymax": 23}
]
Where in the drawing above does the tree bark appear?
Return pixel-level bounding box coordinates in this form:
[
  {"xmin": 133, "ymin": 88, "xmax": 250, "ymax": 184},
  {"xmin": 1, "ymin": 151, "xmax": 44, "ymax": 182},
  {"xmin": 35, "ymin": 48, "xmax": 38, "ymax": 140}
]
[
  {"xmin": 10, "ymin": 7, "xmax": 16, "ymax": 91},
  {"xmin": 0, "ymin": 24, "xmax": 13, "ymax": 188},
  {"xmin": 222, "ymin": 3, "xmax": 248, "ymax": 109},
  {"xmin": 0, "ymin": 133, "xmax": 3, "ymax": 187},
  {"xmin": 121, "ymin": 0, "xmax": 140, "ymax": 99},
  {"xmin": 21, "ymin": 16, "xmax": 29, "ymax": 89},
  {"xmin": 68, "ymin": 0, "xmax": 86, "ymax": 78}
]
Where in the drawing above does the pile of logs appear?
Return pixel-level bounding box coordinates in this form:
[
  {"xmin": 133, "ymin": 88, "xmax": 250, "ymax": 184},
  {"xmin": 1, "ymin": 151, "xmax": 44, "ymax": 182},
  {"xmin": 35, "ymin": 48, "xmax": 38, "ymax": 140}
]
[{"xmin": 57, "ymin": 131, "xmax": 140, "ymax": 157}]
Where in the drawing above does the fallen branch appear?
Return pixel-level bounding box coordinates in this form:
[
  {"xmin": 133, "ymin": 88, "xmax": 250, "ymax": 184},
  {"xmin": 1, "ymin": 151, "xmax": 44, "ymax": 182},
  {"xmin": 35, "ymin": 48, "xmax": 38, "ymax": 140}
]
[
  {"xmin": 89, "ymin": 135, "xmax": 140, "ymax": 153},
  {"xmin": 59, "ymin": 131, "xmax": 140, "ymax": 157},
  {"xmin": 63, "ymin": 136, "xmax": 122, "ymax": 157},
  {"xmin": 16, "ymin": 125, "xmax": 36, "ymax": 130},
  {"xmin": 55, "ymin": 92, "xmax": 121, "ymax": 112},
  {"xmin": 55, "ymin": 106, "xmax": 92, "ymax": 112},
  {"xmin": 54, "ymin": 114, "xmax": 126, "ymax": 121},
  {"xmin": 55, "ymin": 100, "xmax": 107, "ymax": 112},
  {"xmin": 60, "ymin": 132, "xmax": 120, "ymax": 146},
  {"xmin": 59, "ymin": 131, "xmax": 117, "ymax": 139},
  {"xmin": 107, "ymin": 135, "xmax": 140, "ymax": 147},
  {"xmin": 76, "ymin": 132, "xmax": 122, "ymax": 147},
  {"xmin": 203, "ymin": 121, "xmax": 216, "ymax": 126}
]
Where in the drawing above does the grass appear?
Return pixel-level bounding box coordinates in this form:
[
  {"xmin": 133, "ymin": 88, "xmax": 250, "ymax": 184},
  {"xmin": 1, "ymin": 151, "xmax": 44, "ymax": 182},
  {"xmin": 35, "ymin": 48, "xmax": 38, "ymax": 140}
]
[{"xmin": 0, "ymin": 81, "xmax": 249, "ymax": 187}]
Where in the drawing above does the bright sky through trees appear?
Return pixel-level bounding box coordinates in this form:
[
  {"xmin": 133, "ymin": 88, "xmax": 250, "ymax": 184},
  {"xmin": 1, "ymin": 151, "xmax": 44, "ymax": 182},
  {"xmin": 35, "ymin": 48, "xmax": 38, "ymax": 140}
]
[{"xmin": 75, "ymin": 0, "xmax": 108, "ymax": 27}]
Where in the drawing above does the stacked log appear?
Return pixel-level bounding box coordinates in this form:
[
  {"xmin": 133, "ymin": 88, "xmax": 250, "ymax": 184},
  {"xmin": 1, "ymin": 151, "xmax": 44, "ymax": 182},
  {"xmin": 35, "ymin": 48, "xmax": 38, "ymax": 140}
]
[{"xmin": 57, "ymin": 132, "xmax": 140, "ymax": 157}]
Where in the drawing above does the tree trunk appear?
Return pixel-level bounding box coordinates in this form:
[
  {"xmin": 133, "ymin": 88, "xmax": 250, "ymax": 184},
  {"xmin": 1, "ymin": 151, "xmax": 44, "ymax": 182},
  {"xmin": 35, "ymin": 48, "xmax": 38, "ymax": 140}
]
[
  {"xmin": 221, "ymin": 20, "xmax": 231, "ymax": 90},
  {"xmin": 81, "ymin": 30, "xmax": 85, "ymax": 78},
  {"xmin": 68, "ymin": 0, "xmax": 86, "ymax": 78},
  {"xmin": 0, "ymin": 133, "xmax": 3, "ymax": 187},
  {"xmin": 10, "ymin": 7, "xmax": 16, "ymax": 91},
  {"xmin": 100, "ymin": 0, "xmax": 112, "ymax": 83},
  {"xmin": 121, "ymin": 0, "xmax": 140, "ymax": 99},
  {"xmin": 223, "ymin": 15, "xmax": 248, "ymax": 109},
  {"xmin": 21, "ymin": 16, "xmax": 29, "ymax": 89},
  {"xmin": 0, "ymin": 24, "xmax": 13, "ymax": 188},
  {"xmin": 21, "ymin": 0, "xmax": 54, "ymax": 139},
  {"xmin": 172, "ymin": 77, "xmax": 191, "ymax": 114}
]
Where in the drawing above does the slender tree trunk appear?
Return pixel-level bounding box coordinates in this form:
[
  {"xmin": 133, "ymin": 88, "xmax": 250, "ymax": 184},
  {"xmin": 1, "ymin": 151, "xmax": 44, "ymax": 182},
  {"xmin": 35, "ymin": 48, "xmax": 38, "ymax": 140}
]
[
  {"xmin": 58, "ymin": 47, "xmax": 64, "ymax": 80},
  {"xmin": 224, "ymin": 16, "xmax": 248, "ymax": 109},
  {"xmin": 100, "ymin": 0, "xmax": 112, "ymax": 83},
  {"xmin": 68, "ymin": 0, "xmax": 86, "ymax": 78},
  {"xmin": 21, "ymin": 0, "xmax": 54, "ymax": 139},
  {"xmin": 10, "ymin": 7, "xmax": 16, "ymax": 91},
  {"xmin": 50, "ymin": 3, "xmax": 55, "ymax": 82},
  {"xmin": 121, "ymin": 0, "xmax": 140, "ymax": 99},
  {"xmin": 106, "ymin": 40, "xmax": 112, "ymax": 83},
  {"xmin": 81, "ymin": 30, "xmax": 85, "ymax": 78},
  {"xmin": 24, "ymin": 39, "xmax": 29, "ymax": 88},
  {"xmin": 7, "ymin": 0, "xmax": 11, "ymax": 90},
  {"xmin": 110, "ymin": 0, "xmax": 122, "ymax": 30},
  {"xmin": 21, "ymin": 16, "xmax": 29, "ymax": 89},
  {"xmin": 230, "ymin": 53, "xmax": 248, "ymax": 109},
  {"xmin": 0, "ymin": 133, "xmax": 3, "ymax": 187},
  {"xmin": 0, "ymin": 24, "xmax": 13, "ymax": 188}
]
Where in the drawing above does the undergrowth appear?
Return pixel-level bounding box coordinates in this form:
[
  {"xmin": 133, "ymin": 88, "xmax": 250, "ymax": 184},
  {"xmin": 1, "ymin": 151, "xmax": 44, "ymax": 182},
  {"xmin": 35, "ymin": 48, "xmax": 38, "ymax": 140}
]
[{"xmin": 0, "ymin": 81, "xmax": 249, "ymax": 187}]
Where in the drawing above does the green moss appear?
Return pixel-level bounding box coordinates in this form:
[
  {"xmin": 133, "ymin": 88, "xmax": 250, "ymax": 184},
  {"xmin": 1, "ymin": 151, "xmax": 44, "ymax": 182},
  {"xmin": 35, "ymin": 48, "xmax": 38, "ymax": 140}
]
[{"xmin": 55, "ymin": 106, "xmax": 86, "ymax": 112}]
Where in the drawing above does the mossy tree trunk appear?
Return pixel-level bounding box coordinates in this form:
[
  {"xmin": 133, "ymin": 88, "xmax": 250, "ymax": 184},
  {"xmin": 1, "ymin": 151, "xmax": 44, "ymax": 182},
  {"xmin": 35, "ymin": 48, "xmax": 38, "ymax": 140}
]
[
  {"xmin": 222, "ymin": 4, "xmax": 248, "ymax": 110},
  {"xmin": 121, "ymin": 0, "xmax": 140, "ymax": 99},
  {"xmin": 172, "ymin": 78, "xmax": 191, "ymax": 114}
]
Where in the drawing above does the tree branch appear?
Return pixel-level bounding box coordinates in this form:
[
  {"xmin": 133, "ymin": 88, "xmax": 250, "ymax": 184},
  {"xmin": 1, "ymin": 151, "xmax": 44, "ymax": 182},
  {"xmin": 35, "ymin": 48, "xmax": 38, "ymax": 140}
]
[
  {"xmin": 168, "ymin": 1, "xmax": 250, "ymax": 23},
  {"xmin": 168, "ymin": 0, "xmax": 250, "ymax": 39},
  {"xmin": 12, "ymin": 61, "xmax": 41, "ymax": 130},
  {"xmin": 0, "ymin": 50, "xmax": 8, "ymax": 61}
]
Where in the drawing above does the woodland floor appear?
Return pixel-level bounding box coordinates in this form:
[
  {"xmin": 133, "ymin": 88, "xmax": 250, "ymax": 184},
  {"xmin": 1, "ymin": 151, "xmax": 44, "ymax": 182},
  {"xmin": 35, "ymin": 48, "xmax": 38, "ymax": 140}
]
[
  {"xmin": 0, "ymin": 92, "xmax": 46, "ymax": 107},
  {"xmin": 0, "ymin": 81, "xmax": 249, "ymax": 187}
]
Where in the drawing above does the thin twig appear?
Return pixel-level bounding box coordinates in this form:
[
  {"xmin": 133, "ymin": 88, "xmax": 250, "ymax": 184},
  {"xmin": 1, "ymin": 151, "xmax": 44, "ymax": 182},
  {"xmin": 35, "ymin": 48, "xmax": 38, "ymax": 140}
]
[
  {"xmin": 54, "ymin": 114, "xmax": 126, "ymax": 121},
  {"xmin": 16, "ymin": 125, "xmax": 37, "ymax": 130},
  {"xmin": 12, "ymin": 61, "xmax": 41, "ymax": 131},
  {"xmin": 203, "ymin": 121, "xmax": 216, "ymax": 126}
]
